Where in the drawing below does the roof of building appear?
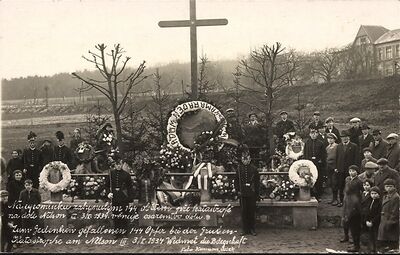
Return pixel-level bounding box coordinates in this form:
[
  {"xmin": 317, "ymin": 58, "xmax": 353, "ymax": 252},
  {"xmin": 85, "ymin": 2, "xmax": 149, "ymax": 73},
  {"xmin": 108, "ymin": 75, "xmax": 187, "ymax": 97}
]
[
  {"xmin": 355, "ymin": 25, "xmax": 389, "ymax": 43},
  {"xmin": 375, "ymin": 29, "xmax": 400, "ymax": 45}
]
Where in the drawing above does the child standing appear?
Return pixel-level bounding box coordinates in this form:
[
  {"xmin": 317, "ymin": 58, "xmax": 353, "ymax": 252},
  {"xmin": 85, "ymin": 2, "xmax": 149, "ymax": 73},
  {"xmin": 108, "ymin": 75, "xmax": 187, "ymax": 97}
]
[
  {"xmin": 377, "ymin": 178, "xmax": 399, "ymax": 252},
  {"xmin": 19, "ymin": 179, "xmax": 41, "ymax": 240},
  {"xmin": 342, "ymin": 165, "xmax": 363, "ymax": 252},
  {"xmin": 365, "ymin": 186, "xmax": 382, "ymax": 253}
]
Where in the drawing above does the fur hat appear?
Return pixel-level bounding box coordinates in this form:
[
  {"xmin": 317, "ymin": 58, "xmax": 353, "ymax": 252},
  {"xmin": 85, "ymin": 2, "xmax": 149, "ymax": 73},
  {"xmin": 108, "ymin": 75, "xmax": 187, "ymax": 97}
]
[{"xmin": 27, "ymin": 131, "xmax": 37, "ymax": 141}]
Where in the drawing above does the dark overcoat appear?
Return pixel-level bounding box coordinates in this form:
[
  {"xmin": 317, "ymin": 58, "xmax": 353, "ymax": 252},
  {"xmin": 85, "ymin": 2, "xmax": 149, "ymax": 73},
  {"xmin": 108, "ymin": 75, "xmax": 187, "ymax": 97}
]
[
  {"xmin": 378, "ymin": 192, "xmax": 399, "ymax": 241},
  {"xmin": 386, "ymin": 142, "xmax": 400, "ymax": 171}
]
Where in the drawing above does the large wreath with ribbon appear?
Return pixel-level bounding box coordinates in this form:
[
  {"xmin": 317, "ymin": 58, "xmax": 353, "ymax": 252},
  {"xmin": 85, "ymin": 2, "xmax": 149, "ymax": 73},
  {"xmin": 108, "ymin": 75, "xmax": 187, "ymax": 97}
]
[
  {"xmin": 288, "ymin": 160, "xmax": 318, "ymax": 188},
  {"xmin": 75, "ymin": 142, "xmax": 95, "ymax": 164},
  {"xmin": 39, "ymin": 161, "xmax": 71, "ymax": 193}
]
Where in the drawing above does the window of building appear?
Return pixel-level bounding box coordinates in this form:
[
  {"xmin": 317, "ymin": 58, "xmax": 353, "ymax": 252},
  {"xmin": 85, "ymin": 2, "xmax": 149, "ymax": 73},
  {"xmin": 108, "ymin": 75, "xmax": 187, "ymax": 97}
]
[
  {"xmin": 378, "ymin": 48, "xmax": 383, "ymax": 60},
  {"xmin": 360, "ymin": 37, "xmax": 367, "ymax": 44},
  {"xmin": 396, "ymin": 44, "xmax": 400, "ymax": 58},
  {"xmin": 386, "ymin": 46, "xmax": 392, "ymax": 59}
]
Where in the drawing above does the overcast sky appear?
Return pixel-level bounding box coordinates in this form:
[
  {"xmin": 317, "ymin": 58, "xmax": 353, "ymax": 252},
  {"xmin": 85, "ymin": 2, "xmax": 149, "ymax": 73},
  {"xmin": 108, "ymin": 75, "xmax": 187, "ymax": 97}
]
[{"xmin": 0, "ymin": 0, "xmax": 399, "ymax": 80}]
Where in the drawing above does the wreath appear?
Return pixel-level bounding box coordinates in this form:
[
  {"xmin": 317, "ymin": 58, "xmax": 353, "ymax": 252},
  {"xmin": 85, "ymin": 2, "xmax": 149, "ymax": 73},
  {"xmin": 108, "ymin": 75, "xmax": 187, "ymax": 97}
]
[
  {"xmin": 75, "ymin": 142, "xmax": 95, "ymax": 163},
  {"xmin": 39, "ymin": 161, "xmax": 71, "ymax": 193},
  {"xmin": 288, "ymin": 160, "xmax": 318, "ymax": 188},
  {"xmin": 166, "ymin": 100, "xmax": 228, "ymax": 152}
]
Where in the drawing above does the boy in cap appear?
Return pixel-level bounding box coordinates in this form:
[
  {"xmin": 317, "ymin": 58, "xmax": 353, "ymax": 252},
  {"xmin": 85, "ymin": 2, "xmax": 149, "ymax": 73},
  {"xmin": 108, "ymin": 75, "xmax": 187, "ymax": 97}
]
[
  {"xmin": 0, "ymin": 190, "xmax": 13, "ymax": 252},
  {"xmin": 326, "ymin": 133, "xmax": 339, "ymax": 205},
  {"xmin": 22, "ymin": 132, "xmax": 43, "ymax": 188},
  {"xmin": 386, "ymin": 133, "xmax": 400, "ymax": 171},
  {"xmin": 374, "ymin": 158, "xmax": 400, "ymax": 194},
  {"xmin": 19, "ymin": 179, "xmax": 41, "ymax": 240},
  {"xmin": 335, "ymin": 130, "xmax": 359, "ymax": 207},
  {"xmin": 358, "ymin": 123, "xmax": 374, "ymax": 155},
  {"xmin": 348, "ymin": 118, "xmax": 362, "ymax": 147},
  {"xmin": 234, "ymin": 145, "xmax": 260, "ymax": 236},
  {"xmin": 325, "ymin": 117, "xmax": 341, "ymax": 144},
  {"xmin": 360, "ymin": 147, "xmax": 377, "ymax": 173},
  {"xmin": 308, "ymin": 111, "xmax": 324, "ymax": 130},
  {"xmin": 53, "ymin": 131, "xmax": 73, "ymax": 168},
  {"xmin": 377, "ymin": 178, "xmax": 399, "ymax": 252},
  {"xmin": 365, "ymin": 186, "xmax": 382, "ymax": 253},
  {"xmin": 371, "ymin": 129, "xmax": 388, "ymax": 160},
  {"xmin": 342, "ymin": 165, "xmax": 363, "ymax": 251},
  {"xmin": 358, "ymin": 161, "xmax": 378, "ymax": 183}
]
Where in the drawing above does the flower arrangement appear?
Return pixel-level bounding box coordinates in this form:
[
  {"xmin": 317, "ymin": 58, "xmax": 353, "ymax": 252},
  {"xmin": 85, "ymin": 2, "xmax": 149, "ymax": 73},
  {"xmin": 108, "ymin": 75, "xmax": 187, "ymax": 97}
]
[
  {"xmin": 64, "ymin": 177, "xmax": 79, "ymax": 201},
  {"xmin": 102, "ymin": 132, "xmax": 114, "ymax": 146},
  {"xmin": 288, "ymin": 160, "xmax": 318, "ymax": 188},
  {"xmin": 82, "ymin": 176, "xmax": 107, "ymax": 200},
  {"xmin": 39, "ymin": 161, "xmax": 71, "ymax": 193},
  {"xmin": 158, "ymin": 145, "xmax": 193, "ymax": 172},
  {"xmin": 210, "ymin": 174, "xmax": 237, "ymax": 200},
  {"xmin": 272, "ymin": 149, "xmax": 294, "ymax": 171},
  {"xmin": 75, "ymin": 142, "xmax": 95, "ymax": 164}
]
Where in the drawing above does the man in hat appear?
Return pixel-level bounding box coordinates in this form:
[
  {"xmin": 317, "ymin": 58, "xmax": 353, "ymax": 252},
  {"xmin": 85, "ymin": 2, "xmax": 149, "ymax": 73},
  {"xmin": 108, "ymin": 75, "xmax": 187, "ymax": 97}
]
[
  {"xmin": 325, "ymin": 117, "xmax": 341, "ymax": 144},
  {"xmin": 386, "ymin": 133, "xmax": 400, "ymax": 171},
  {"xmin": 0, "ymin": 190, "xmax": 13, "ymax": 252},
  {"xmin": 107, "ymin": 157, "xmax": 134, "ymax": 239},
  {"xmin": 377, "ymin": 178, "xmax": 399, "ymax": 252},
  {"xmin": 234, "ymin": 145, "xmax": 260, "ymax": 236},
  {"xmin": 326, "ymin": 132, "xmax": 339, "ymax": 205},
  {"xmin": 22, "ymin": 132, "xmax": 43, "ymax": 188},
  {"xmin": 53, "ymin": 131, "xmax": 72, "ymax": 168},
  {"xmin": 358, "ymin": 161, "xmax": 378, "ymax": 183},
  {"xmin": 243, "ymin": 113, "xmax": 265, "ymax": 163},
  {"xmin": 225, "ymin": 108, "xmax": 244, "ymax": 143},
  {"xmin": 375, "ymin": 158, "xmax": 400, "ymax": 194},
  {"xmin": 317, "ymin": 123, "xmax": 329, "ymax": 148},
  {"xmin": 358, "ymin": 124, "xmax": 374, "ymax": 155},
  {"xmin": 335, "ymin": 130, "xmax": 359, "ymax": 207},
  {"xmin": 371, "ymin": 129, "xmax": 388, "ymax": 160},
  {"xmin": 360, "ymin": 147, "xmax": 377, "ymax": 173},
  {"xmin": 348, "ymin": 118, "xmax": 362, "ymax": 147},
  {"xmin": 275, "ymin": 111, "xmax": 295, "ymax": 153},
  {"xmin": 304, "ymin": 128, "xmax": 327, "ymax": 201},
  {"xmin": 309, "ymin": 111, "xmax": 324, "ymax": 130}
]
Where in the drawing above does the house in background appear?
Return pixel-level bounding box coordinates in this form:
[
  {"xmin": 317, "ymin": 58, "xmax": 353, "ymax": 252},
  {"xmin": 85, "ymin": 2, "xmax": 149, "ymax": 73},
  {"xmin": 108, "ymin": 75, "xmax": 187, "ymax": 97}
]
[{"xmin": 374, "ymin": 29, "xmax": 400, "ymax": 76}]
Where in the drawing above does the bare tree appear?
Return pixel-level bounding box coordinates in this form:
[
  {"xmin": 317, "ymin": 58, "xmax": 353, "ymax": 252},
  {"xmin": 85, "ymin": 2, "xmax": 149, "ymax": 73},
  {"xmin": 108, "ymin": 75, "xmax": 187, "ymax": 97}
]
[
  {"xmin": 72, "ymin": 44, "xmax": 148, "ymax": 149},
  {"xmin": 238, "ymin": 42, "xmax": 297, "ymax": 153},
  {"xmin": 312, "ymin": 48, "xmax": 339, "ymax": 83},
  {"xmin": 198, "ymin": 54, "xmax": 216, "ymax": 98}
]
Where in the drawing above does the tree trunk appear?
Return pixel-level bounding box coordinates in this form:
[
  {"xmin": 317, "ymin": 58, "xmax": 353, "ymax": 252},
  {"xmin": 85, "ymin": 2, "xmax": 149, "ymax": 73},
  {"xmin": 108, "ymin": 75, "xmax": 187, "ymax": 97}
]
[{"xmin": 112, "ymin": 103, "xmax": 123, "ymax": 152}]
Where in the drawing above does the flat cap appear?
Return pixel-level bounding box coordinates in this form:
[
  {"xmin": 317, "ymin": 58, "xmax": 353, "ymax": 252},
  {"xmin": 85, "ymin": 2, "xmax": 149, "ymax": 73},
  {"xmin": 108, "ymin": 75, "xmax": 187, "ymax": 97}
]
[
  {"xmin": 248, "ymin": 112, "xmax": 258, "ymax": 118},
  {"xmin": 370, "ymin": 186, "xmax": 381, "ymax": 194},
  {"xmin": 226, "ymin": 108, "xmax": 234, "ymax": 113},
  {"xmin": 364, "ymin": 162, "xmax": 378, "ymax": 169},
  {"xmin": 360, "ymin": 123, "xmax": 370, "ymax": 130},
  {"xmin": 326, "ymin": 133, "xmax": 338, "ymax": 140},
  {"xmin": 349, "ymin": 165, "xmax": 359, "ymax": 172},
  {"xmin": 386, "ymin": 133, "xmax": 399, "ymax": 140},
  {"xmin": 280, "ymin": 111, "xmax": 288, "ymax": 115},
  {"xmin": 383, "ymin": 178, "xmax": 396, "ymax": 186},
  {"xmin": 372, "ymin": 129, "xmax": 381, "ymax": 135},
  {"xmin": 313, "ymin": 111, "xmax": 320, "ymax": 116},
  {"xmin": 377, "ymin": 158, "xmax": 389, "ymax": 165},
  {"xmin": 363, "ymin": 147, "xmax": 372, "ymax": 153},
  {"xmin": 340, "ymin": 130, "xmax": 350, "ymax": 137},
  {"xmin": 325, "ymin": 117, "xmax": 334, "ymax": 123},
  {"xmin": 350, "ymin": 117, "xmax": 361, "ymax": 123},
  {"xmin": 0, "ymin": 190, "xmax": 8, "ymax": 197}
]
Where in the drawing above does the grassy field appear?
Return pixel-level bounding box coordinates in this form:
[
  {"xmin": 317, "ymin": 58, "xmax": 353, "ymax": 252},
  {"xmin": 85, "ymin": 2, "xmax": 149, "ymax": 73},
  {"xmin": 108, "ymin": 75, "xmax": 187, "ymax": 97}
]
[{"xmin": 1, "ymin": 77, "xmax": 399, "ymax": 162}]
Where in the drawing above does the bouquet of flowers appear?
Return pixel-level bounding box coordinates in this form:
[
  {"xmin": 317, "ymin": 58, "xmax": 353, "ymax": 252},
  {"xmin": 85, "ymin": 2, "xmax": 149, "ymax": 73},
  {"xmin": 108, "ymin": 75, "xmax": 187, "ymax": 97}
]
[
  {"xmin": 210, "ymin": 174, "xmax": 237, "ymax": 200},
  {"xmin": 159, "ymin": 145, "xmax": 193, "ymax": 172},
  {"xmin": 268, "ymin": 178, "xmax": 297, "ymax": 201},
  {"xmin": 63, "ymin": 177, "xmax": 79, "ymax": 201},
  {"xmin": 102, "ymin": 132, "xmax": 114, "ymax": 146},
  {"xmin": 75, "ymin": 142, "xmax": 95, "ymax": 164},
  {"xmin": 82, "ymin": 176, "xmax": 106, "ymax": 200}
]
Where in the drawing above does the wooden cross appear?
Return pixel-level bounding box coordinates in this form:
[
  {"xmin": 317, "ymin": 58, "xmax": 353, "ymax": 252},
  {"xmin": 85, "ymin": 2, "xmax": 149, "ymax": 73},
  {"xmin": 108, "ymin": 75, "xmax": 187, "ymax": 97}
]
[{"xmin": 159, "ymin": 0, "xmax": 228, "ymax": 99}]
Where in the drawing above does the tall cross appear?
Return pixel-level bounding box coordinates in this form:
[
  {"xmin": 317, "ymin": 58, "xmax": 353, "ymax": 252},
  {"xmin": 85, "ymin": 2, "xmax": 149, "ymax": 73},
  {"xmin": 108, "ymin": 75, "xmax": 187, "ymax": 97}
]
[{"xmin": 159, "ymin": 0, "xmax": 228, "ymax": 99}]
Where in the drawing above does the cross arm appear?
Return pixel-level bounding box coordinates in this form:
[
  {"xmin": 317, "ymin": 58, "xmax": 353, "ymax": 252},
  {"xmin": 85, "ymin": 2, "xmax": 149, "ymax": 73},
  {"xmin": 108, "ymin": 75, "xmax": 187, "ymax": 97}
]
[{"xmin": 158, "ymin": 18, "xmax": 228, "ymax": 28}]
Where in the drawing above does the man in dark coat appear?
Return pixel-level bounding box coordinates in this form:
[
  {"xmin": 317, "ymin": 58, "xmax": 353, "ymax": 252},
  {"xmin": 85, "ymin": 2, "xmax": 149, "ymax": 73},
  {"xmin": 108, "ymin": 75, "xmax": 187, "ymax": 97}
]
[
  {"xmin": 325, "ymin": 117, "xmax": 341, "ymax": 144},
  {"xmin": 234, "ymin": 145, "xmax": 260, "ymax": 236},
  {"xmin": 0, "ymin": 190, "xmax": 13, "ymax": 252},
  {"xmin": 348, "ymin": 118, "xmax": 362, "ymax": 147},
  {"xmin": 374, "ymin": 158, "xmax": 400, "ymax": 194},
  {"xmin": 6, "ymin": 150, "xmax": 23, "ymax": 180},
  {"xmin": 308, "ymin": 111, "xmax": 324, "ymax": 130},
  {"xmin": 53, "ymin": 131, "xmax": 73, "ymax": 168},
  {"xmin": 377, "ymin": 178, "xmax": 399, "ymax": 252},
  {"xmin": 243, "ymin": 113, "xmax": 265, "ymax": 163},
  {"xmin": 358, "ymin": 123, "xmax": 374, "ymax": 155},
  {"xmin": 386, "ymin": 133, "xmax": 400, "ymax": 171},
  {"xmin": 365, "ymin": 186, "xmax": 382, "ymax": 253},
  {"xmin": 304, "ymin": 128, "xmax": 327, "ymax": 201},
  {"xmin": 19, "ymin": 179, "xmax": 41, "ymax": 239},
  {"xmin": 335, "ymin": 130, "xmax": 359, "ymax": 207},
  {"xmin": 225, "ymin": 108, "xmax": 244, "ymax": 143},
  {"xmin": 22, "ymin": 132, "xmax": 43, "ymax": 188},
  {"xmin": 275, "ymin": 111, "xmax": 295, "ymax": 153},
  {"xmin": 107, "ymin": 158, "xmax": 134, "ymax": 239},
  {"xmin": 371, "ymin": 129, "xmax": 389, "ymax": 160}
]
